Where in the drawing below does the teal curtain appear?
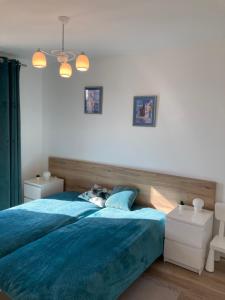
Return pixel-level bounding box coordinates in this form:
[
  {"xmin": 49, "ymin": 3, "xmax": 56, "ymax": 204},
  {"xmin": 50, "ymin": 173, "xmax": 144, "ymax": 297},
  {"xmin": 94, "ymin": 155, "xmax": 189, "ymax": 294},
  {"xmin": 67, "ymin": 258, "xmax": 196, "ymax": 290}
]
[{"xmin": 0, "ymin": 57, "xmax": 22, "ymax": 210}]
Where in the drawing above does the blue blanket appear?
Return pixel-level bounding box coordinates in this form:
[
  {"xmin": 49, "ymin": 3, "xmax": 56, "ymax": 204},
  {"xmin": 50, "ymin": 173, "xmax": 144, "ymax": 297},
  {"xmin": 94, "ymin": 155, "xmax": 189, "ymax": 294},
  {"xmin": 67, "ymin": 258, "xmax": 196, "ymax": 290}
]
[
  {"xmin": 0, "ymin": 192, "xmax": 100, "ymax": 258},
  {"xmin": 0, "ymin": 207, "xmax": 165, "ymax": 300}
]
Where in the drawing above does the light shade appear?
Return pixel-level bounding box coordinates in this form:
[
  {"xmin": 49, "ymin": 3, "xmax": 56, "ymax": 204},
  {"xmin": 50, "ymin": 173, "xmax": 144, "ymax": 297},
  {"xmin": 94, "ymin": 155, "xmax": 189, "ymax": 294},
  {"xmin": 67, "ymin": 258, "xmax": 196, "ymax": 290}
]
[
  {"xmin": 32, "ymin": 50, "xmax": 47, "ymax": 68},
  {"xmin": 76, "ymin": 53, "xmax": 90, "ymax": 71},
  {"xmin": 59, "ymin": 62, "xmax": 72, "ymax": 78}
]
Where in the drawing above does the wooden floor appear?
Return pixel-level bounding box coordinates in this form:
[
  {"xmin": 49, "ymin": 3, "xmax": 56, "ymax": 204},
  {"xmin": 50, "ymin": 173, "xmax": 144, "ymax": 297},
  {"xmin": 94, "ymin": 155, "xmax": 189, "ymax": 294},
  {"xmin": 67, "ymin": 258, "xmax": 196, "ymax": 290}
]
[
  {"xmin": 145, "ymin": 258, "xmax": 225, "ymax": 300},
  {"xmin": 1, "ymin": 258, "xmax": 225, "ymax": 300}
]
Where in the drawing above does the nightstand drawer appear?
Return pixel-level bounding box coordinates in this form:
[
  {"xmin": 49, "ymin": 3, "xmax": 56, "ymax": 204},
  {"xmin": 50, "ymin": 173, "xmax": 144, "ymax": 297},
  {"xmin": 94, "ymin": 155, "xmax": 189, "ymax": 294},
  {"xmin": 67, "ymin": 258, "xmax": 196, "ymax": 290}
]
[
  {"xmin": 165, "ymin": 205, "xmax": 213, "ymax": 274},
  {"xmin": 24, "ymin": 184, "xmax": 41, "ymax": 199},
  {"xmin": 166, "ymin": 218, "xmax": 206, "ymax": 248},
  {"xmin": 24, "ymin": 177, "xmax": 64, "ymax": 200},
  {"xmin": 164, "ymin": 239, "xmax": 205, "ymax": 273}
]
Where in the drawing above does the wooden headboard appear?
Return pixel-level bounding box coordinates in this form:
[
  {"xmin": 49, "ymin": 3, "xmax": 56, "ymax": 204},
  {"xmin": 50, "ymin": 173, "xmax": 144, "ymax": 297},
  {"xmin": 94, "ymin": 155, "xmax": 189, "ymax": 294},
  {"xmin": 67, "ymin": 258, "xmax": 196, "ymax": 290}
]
[{"xmin": 49, "ymin": 157, "xmax": 216, "ymax": 213}]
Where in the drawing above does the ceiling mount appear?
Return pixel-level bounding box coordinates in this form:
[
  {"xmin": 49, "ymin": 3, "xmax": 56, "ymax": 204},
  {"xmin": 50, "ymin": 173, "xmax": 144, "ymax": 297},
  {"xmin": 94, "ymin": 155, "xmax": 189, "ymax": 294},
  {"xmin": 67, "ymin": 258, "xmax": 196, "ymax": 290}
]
[
  {"xmin": 58, "ymin": 16, "xmax": 70, "ymax": 25},
  {"xmin": 32, "ymin": 16, "xmax": 90, "ymax": 78}
]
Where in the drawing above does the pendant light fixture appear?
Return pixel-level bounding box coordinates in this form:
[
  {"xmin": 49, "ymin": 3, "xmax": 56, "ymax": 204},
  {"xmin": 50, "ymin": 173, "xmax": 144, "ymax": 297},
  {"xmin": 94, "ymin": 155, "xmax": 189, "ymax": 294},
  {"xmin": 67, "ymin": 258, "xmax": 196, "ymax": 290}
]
[
  {"xmin": 76, "ymin": 52, "xmax": 90, "ymax": 71},
  {"xmin": 59, "ymin": 62, "xmax": 72, "ymax": 78},
  {"xmin": 32, "ymin": 50, "xmax": 47, "ymax": 68},
  {"xmin": 32, "ymin": 16, "xmax": 90, "ymax": 78}
]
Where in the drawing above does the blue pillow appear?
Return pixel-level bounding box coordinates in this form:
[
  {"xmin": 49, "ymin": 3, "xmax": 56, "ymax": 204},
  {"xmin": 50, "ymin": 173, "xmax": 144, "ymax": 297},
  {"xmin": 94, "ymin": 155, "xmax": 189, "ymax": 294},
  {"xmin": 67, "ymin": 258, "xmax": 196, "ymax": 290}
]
[{"xmin": 105, "ymin": 186, "xmax": 139, "ymax": 211}]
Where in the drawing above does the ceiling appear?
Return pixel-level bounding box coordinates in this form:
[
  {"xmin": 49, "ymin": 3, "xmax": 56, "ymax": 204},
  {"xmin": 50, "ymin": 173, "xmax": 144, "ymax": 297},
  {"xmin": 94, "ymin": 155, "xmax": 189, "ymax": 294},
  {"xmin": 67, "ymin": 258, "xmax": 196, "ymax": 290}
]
[{"xmin": 1, "ymin": 0, "xmax": 225, "ymax": 58}]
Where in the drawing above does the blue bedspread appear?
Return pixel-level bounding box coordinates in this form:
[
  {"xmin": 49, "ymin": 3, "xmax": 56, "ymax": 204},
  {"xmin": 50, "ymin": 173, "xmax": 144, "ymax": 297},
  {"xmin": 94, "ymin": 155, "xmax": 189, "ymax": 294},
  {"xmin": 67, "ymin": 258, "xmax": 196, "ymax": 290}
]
[
  {"xmin": 0, "ymin": 206, "xmax": 165, "ymax": 300},
  {"xmin": 0, "ymin": 192, "xmax": 100, "ymax": 258}
]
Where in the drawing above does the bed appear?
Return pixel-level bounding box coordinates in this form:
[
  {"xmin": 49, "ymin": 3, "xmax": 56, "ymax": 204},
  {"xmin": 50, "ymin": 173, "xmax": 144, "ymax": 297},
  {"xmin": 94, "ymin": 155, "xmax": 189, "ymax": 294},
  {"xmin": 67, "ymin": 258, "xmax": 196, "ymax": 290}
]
[
  {"xmin": 0, "ymin": 206, "xmax": 165, "ymax": 300},
  {"xmin": 0, "ymin": 191, "xmax": 100, "ymax": 258},
  {"xmin": 0, "ymin": 157, "xmax": 216, "ymax": 300}
]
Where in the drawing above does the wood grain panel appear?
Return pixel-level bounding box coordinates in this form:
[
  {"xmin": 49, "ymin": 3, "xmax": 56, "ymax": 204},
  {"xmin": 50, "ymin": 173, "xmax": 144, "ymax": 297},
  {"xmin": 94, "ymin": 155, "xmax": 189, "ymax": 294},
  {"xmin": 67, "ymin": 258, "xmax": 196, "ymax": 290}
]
[{"xmin": 49, "ymin": 157, "xmax": 216, "ymax": 212}]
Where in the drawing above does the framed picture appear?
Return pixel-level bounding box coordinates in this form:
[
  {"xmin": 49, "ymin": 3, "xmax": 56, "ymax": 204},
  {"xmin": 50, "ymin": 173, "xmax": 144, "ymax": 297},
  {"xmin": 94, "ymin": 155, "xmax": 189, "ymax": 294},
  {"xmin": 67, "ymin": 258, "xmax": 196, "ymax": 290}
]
[
  {"xmin": 84, "ymin": 86, "xmax": 103, "ymax": 114},
  {"xmin": 133, "ymin": 96, "xmax": 157, "ymax": 127}
]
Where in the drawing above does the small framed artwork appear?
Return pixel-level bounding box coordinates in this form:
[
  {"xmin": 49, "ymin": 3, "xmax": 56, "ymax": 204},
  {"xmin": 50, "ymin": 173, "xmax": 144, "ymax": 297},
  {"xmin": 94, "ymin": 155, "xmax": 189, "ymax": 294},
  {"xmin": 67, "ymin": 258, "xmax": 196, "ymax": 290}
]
[
  {"xmin": 133, "ymin": 95, "xmax": 157, "ymax": 127},
  {"xmin": 84, "ymin": 86, "xmax": 103, "ymax": 114}
]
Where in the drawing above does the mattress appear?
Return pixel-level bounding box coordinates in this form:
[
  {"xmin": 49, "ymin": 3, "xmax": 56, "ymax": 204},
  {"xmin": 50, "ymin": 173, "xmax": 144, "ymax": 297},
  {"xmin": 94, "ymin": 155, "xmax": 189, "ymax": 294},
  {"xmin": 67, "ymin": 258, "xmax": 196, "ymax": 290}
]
[
  {"xmin": 0, "ymin": 206, "xmax": 165, "ymax": 300},
  {"xmin": 0, "ymin": 192, "xmax": 100, "ymax": 258}
]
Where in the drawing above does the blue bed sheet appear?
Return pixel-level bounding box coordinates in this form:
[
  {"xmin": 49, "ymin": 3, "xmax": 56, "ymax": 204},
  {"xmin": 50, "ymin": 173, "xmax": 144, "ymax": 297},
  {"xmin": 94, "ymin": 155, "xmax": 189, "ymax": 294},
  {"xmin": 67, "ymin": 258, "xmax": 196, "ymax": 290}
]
[
  {"xmin": 0, "ymin": 206, "xmax": 165, "ymax": 300},
  {"xmin": 0, "ymin": 192, "xmax": 100, "ymax": 258}
]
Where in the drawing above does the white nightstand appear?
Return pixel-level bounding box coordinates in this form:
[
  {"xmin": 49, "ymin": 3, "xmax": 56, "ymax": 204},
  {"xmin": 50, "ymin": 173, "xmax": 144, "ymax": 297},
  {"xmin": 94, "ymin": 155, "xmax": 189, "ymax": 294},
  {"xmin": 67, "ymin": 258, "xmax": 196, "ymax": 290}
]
[
  {"xmin": 164, "ymin": 205, "xmax": 213, "ymax": 274},
  {"xmin": 24, "ymin": 177, "xmax": 64, "ymax": 203}
]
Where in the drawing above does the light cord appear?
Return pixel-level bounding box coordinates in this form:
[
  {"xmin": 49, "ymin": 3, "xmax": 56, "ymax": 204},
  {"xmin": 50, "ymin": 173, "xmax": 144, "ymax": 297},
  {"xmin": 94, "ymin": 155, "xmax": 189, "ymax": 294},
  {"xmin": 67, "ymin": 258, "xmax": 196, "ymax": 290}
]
[{"xmin": 62, "ymin": 23, "xmax": 65, "ymax": 52}]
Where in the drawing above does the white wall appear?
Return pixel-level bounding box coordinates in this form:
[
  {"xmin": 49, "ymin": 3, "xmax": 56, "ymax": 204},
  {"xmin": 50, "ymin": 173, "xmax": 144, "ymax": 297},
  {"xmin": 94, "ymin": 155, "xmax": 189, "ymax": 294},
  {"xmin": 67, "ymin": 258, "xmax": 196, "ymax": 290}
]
[
  {"xmin": 42, "ymin": 43, "xmax": 225, "ymax": 202},
  {"xmin": 20, "ymin": 61, "xmax": 44, "ymax": 180}
]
